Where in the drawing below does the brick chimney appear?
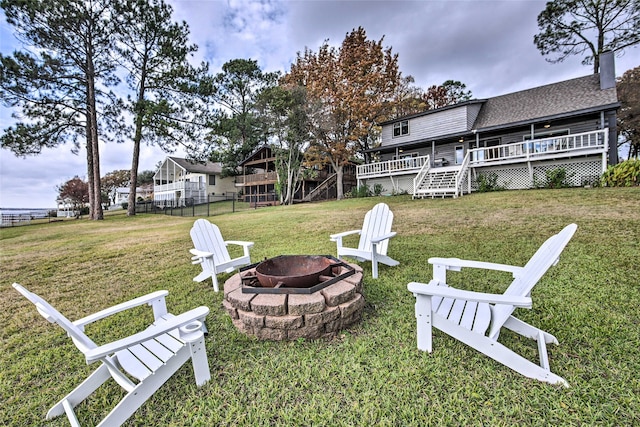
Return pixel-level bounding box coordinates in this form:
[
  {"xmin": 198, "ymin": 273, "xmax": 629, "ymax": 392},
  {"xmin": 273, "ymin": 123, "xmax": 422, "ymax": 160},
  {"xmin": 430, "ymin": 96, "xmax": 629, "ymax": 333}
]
[{"xmin": 599, "ymin": 51, "xmax": 615, "ymax": 90}]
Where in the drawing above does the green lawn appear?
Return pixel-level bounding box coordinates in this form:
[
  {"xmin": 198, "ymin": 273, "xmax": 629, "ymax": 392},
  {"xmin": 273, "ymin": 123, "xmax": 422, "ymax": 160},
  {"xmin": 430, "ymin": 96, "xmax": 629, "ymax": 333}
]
[{"xmin": 1, "ymin": 188, "xmax": 639, "ymax": 426}]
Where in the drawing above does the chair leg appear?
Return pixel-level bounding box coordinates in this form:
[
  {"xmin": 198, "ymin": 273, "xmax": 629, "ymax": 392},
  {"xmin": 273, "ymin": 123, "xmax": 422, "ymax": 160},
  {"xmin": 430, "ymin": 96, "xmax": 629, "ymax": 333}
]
[
  {"xmin": 189, "ymin": 335, "xmax": 211, "ymax": 386},
  {"xmin": 501, "ymin": 316, "xmax": 559, "ymax": 344},
  {"xmin": 211, "ymin": 273, "xmax": 219, "ymax": 292},
  {"xmin": 371, "ymin": 251, "xmax": 379, "ymax": 279},
  {"xmin": 47, "ymin": 364, "xmax": 112, "ymax": 420},
  {"xmin": 414, "ymin": 294, "xmax": 433, "ymax": 353},
  {"xmin": 433, "ymin": 316, "xmax": 568, "ymax": 386}
]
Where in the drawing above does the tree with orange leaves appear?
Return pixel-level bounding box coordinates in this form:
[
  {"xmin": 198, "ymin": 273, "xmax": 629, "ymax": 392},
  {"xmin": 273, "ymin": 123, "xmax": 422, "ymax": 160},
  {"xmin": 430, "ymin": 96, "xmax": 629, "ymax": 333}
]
[{"xmin": 283, "ymin": 27, "xmax": 402, "ymax": 199}]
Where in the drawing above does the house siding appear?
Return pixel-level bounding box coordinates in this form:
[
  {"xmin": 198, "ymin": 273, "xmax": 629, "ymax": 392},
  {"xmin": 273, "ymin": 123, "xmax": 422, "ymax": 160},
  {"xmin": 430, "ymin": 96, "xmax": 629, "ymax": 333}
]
[{"xmin": 382, "ymin": 106, "xmax": 471, "ymax": 147}]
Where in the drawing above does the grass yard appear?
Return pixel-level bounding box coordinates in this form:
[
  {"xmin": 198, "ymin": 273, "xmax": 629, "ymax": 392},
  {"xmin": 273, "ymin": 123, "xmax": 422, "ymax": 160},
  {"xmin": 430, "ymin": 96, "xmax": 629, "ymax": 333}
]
[{"xmin": 1, "ymin": 187, "xmax": 639, "ymax": 426}]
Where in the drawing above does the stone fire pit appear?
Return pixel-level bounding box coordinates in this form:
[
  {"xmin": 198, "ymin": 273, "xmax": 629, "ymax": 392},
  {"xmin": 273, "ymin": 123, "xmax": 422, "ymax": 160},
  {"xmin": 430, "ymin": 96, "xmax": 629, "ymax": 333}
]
[{"xmin": 222, "ymin": 260, "xmax": 365, "ymax": 340}]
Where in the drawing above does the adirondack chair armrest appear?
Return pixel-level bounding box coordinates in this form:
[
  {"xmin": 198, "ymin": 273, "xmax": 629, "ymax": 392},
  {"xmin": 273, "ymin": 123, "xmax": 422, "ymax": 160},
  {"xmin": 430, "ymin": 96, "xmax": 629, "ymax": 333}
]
[
  {"xmin": 73, "ymin": 290, "xmax": 170, "ymax": 330},
  {"xmin": 84, "ymin": 306, "xmax": 210, "ymax": 362},
  {"xmin": 330, "ymin": 230, "xmax": 361, "ymax": 241},
  {"xmin": 407, "ymin": 281, "xmax": 533, "ymax": 307},
  {"xmin": 224, "ymin": 240, "xmax": 254, "ymax": 248},
  {"xmin": 370, "ymin": 231, "xmax": 397, "ymax": 244},
  {"xmin": 190, "ymin": 248, "xmax": 213, "ymax": 258},
  {"xmin": 225, "ymin": 240, "xmax": 254, "ymax": 257},
  {"xmin": 428, "ymin": 257, "xmax": 524, "ymax": 277},
  {"xmin": 190, "ymin": 248, "xmax": 214, "ymax": 264}
]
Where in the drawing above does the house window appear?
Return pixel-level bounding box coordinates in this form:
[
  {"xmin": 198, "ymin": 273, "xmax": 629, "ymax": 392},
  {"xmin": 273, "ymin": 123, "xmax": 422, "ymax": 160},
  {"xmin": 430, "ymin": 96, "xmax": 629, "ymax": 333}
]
[
  {"xmin": 455, "ymin": 145, "xmax": 464, "ymax": 164},
  {"xmin": 393, "ymin": 120, "xmax": 409, "ymax": 137},
  {"xmin": 208, "ymin": 174, "xmax": 215, "ymax": 185}
]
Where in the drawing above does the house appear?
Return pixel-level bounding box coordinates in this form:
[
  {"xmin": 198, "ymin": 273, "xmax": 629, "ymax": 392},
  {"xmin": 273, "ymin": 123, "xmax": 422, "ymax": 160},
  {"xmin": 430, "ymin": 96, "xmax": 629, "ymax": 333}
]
[
  {"xmin": 358, "ymin": 51, "xmax": 620, "ymax": 198},
  {"xmin": 153, "ymin": 157, "xmax": 237, "ymax": 207},
  {"xmin": 237, "ymin": 145, "xmax": 357, "ymax": 205},
  {"xmin": 110, "ymin": 185, "xmax": 153, "ymax": 209}
]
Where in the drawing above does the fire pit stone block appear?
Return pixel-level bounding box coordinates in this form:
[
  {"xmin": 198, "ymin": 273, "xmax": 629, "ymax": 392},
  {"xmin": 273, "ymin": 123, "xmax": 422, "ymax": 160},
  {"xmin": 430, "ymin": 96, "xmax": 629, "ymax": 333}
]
[
  {"xmin": 322, "ymin": 282, "xmax": 356, "ymax": 307},
  {"xmin": 223, "ymin": 273, "xmax": 243, "ymax": 296},
  {"xmin": 254, "ymin": 326, "xmax": 287, "ymax": 341},
  {"xmin": 339, "ymin": 293, "xmax": 365, "ymax": 319},
  {"xmin": 304, "ymin": 305, "xmax": 341, "ymax": 326},
  {"xmin": 288, "ymin": 293, "xmax": 326, "ymax": 315},
  {"xmin": 344, "ymin": 271, "xmax": 364, "ymax": 294},
  {"xmin": 251, "ymin": 294, "xmax": 287, "ymax": 316},
  {"xmin": 238, "ymin": 310, "xmax": 264, "ymax": 328},
  {"xmin": 222, "ymin": 299, "xmax": 238, "ymax": 319},
  {"xmin": 265, "ymin": 314, "xmax": 303, "ymax": 330},
  {"xmin": 227, "ymin": 288, "xmax": 256, "ymax": 311},
  {"xmin": 287, "ymin": 324, "xmax": 324, "ymax": 341}
]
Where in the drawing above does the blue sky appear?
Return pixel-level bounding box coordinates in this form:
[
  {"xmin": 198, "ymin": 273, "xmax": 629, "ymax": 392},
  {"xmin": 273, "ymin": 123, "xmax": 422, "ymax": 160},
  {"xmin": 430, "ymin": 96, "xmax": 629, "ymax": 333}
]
[{"xmin": 1, "ymin": 0, "xmax": 638, "ymax": 208}]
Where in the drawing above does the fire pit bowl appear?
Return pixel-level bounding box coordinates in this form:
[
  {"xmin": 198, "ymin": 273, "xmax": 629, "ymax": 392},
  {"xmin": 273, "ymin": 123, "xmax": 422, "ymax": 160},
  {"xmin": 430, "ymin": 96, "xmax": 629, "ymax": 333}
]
[{"xmin": 255, "ymin": 255, "xmax": 339, "ymax": 288}]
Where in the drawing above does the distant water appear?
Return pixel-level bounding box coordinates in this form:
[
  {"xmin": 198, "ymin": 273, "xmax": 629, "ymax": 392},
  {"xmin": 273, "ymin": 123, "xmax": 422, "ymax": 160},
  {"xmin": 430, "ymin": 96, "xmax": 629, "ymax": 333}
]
[{"xmin": 0, "ymin": 208, "xmax": 52, "ymax": 217}]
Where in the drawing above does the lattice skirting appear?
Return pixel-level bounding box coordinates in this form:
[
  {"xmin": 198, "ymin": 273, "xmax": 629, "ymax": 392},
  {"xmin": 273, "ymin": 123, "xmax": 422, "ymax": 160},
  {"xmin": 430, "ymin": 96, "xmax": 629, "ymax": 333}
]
[
  {"xmin": 472, "ymin": 157, "xmax": 604, "ymax": 190},
  {"xmin": 358, "ymin": 176, "xmax": 416, "ymax": 195},
  {"xmin": 359, "ymin": 157, "xmax": 604, "ymax": 195}
]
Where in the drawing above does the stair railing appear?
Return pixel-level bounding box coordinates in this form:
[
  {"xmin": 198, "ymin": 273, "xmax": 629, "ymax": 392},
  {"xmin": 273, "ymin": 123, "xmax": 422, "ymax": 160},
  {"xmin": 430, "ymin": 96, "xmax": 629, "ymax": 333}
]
[
  {"xmin": 412, "ymin": 156, "xmax": 431, "ymax": 198},
  {"xmin": 454, "ymin": 152, "xmax": 471, "ymax": 197}
]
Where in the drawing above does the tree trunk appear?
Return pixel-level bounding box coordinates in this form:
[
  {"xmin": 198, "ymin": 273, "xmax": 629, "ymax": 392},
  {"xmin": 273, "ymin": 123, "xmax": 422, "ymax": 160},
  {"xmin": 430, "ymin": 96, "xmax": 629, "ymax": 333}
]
[
  {"xmin": 86, "ymin": 51, "xmax": 103, "ymax": 220},
  {"xmin": 127, "ymin": 141, "xmax": 140, "ymax": 216},
  {"xmin": 128, "ymin": 59, "xmax": 149, "ymax": 216},
  {"xmin": 336, "ymin": 164, "xmax": 344, "ymax": 200},
  {"xmin": 85, "ymin": 138, "xmax": 94, "ymax": 218}
]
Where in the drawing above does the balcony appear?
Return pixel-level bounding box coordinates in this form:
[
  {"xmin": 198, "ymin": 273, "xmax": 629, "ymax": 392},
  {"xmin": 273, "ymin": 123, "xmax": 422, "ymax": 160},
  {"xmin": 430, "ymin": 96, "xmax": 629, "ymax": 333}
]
[
  {"xmin": 469, "ymin": 129, "xmax": 607, "ymax": 166},
  {"xmin": 357, "ymin": 130, "xmax": 608, "ymax": 181},
  {"xmin": 154, "ymin": 181, "xmax": 204, "ymax": 193},
  {"xmin": 357, "ymin": 155, "xmax": 430, "ymax": 180},
  {"xmin": 236, "ymin": 171, "xmax": 279, "ymax": 185}
]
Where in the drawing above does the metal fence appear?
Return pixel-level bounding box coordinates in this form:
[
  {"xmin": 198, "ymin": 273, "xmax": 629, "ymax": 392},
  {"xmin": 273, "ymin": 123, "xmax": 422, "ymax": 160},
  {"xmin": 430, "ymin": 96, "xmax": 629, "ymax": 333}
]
[{"xmin": 136, "ymin": 193, "xmax": 264, "ymax": 217}]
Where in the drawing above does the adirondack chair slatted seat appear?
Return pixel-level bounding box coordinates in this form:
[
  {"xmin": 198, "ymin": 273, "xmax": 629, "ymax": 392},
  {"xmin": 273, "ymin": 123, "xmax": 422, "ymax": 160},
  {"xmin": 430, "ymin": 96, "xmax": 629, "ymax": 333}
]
[
  {"xmin": 13, "ymin": 283, "xmax": 211, "ymax": 427},
  {"xmin": 407, "ymin": 224, "xmax": 577, "ymax": 386},
  {"xmin": 190, "ymin": 218, "xmax": 254, "ymax": 292},
  {"xmin": 330, "ymin": 202, "xmax": 399, "ymax": 278}
]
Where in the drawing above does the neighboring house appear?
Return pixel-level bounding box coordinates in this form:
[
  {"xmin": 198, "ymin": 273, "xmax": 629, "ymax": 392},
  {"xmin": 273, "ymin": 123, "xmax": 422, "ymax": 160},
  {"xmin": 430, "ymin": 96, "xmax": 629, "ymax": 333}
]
[
  {"xmin": 237, "ymin": 145, "xmax": 357, "ymax": 205},
  {"xmin": 358, "ymin": 51, "xmax": 620, "ymax": 198},
  {"xmin": 110, "ymin": 185, "xmax": 153, "ymax": 208},
  {"xmin": 153, "ymin": 157, "xmax": 237, "ymax": 207}
]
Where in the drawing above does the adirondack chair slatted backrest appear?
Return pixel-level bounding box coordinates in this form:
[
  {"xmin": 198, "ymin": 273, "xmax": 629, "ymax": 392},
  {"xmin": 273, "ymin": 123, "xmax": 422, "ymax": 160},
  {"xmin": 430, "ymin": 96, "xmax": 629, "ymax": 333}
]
[
  {"xmin": 191, "ymin": 219, "xmax": 232, "ymax": 266},
  {"xmin": 358, "ymin": 203, "xmax": 394, "ymax": 256},
  {"xmin": 13, "ymin": 284, "xmax": 98, "ymax": 353},
  {"xmin": 488, "ymin": 223, "xmax": 577, "ymax": 339}
]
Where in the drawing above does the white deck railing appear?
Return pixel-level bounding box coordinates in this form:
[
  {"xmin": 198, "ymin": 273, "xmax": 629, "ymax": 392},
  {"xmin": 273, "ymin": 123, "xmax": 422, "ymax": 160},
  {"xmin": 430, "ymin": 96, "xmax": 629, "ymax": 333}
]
[
  {"xmin": 358, "ymin": 129, "xmax": 608, "ymax": 182},
  {"xmin": 154, "ymin": 181, "xmax": 204, "ymax": 193},
  {"xmin": 468, "ymin": 129, "xmax": 607, "ymax": 165},
  {"xmin": 357, "ymin": 155, "xmax": 430, "ymax": 179}
]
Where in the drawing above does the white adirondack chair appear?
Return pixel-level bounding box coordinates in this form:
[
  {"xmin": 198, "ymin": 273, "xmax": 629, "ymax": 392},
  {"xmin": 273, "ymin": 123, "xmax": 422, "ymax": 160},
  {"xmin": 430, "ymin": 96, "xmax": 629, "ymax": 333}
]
[
  {"xmin": 407, "ymin": 223, "xmax": 577, "ymax": 386},
  {"xmin": 190, "ymin": 218, "xmax": 254, "ymax": 292},
  {"xmin": 330, "ymin": 202, "xmax": 399, "ymax": 278},
  {"xmin": 13, "ymin": 283, "xmax": 211, "ymax": 427}
]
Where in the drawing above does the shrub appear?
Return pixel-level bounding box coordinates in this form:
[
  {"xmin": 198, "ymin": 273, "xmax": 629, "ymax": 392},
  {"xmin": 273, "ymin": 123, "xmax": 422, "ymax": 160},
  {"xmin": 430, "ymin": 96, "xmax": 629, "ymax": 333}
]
[
  {"xmin": 536, "ymin": 168, "xmax": 573, "ymax": 189},
  {"xmin": 349, "ymin": 185, "xmax": 371, "ymax": 198},
  {"xmin": 373, "ymin": 183, "xmax": 384, "ymax": 196},
  {"xmin": 475, "ymin": 172, "xmax": 506, "ymax": 192},
  {"xmin": 600, "ymin": 159, "xmax": 640, "ymax": 187}
]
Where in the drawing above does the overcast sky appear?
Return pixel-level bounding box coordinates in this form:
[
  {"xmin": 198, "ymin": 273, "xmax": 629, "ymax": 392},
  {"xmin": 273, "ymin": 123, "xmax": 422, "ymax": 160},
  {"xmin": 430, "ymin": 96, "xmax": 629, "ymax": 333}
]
[{"xmin": 1, "ymin": 0, "xmax": 638, "ymax": 209}]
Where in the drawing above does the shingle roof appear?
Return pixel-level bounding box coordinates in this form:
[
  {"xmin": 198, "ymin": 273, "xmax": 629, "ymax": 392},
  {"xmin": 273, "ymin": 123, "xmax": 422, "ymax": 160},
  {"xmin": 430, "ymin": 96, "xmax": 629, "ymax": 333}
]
[
  {"xmin": 168, "ymin": 157, "xmax": 223, "ymax": 174},
  {"xmin": 473, "ymin": 74, "xmax": 618, "ymax": 131}
]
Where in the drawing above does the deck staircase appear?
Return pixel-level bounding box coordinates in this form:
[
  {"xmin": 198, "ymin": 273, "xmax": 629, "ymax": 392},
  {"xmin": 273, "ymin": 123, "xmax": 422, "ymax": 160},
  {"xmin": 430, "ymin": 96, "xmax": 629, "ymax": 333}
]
[
  {"xmin": 302, "ymin": 173, "xmax": 337, "ymax": 202},
  {"xmin": 413, "ymin": 161, "xmax": 472, "ymax": 199}
]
